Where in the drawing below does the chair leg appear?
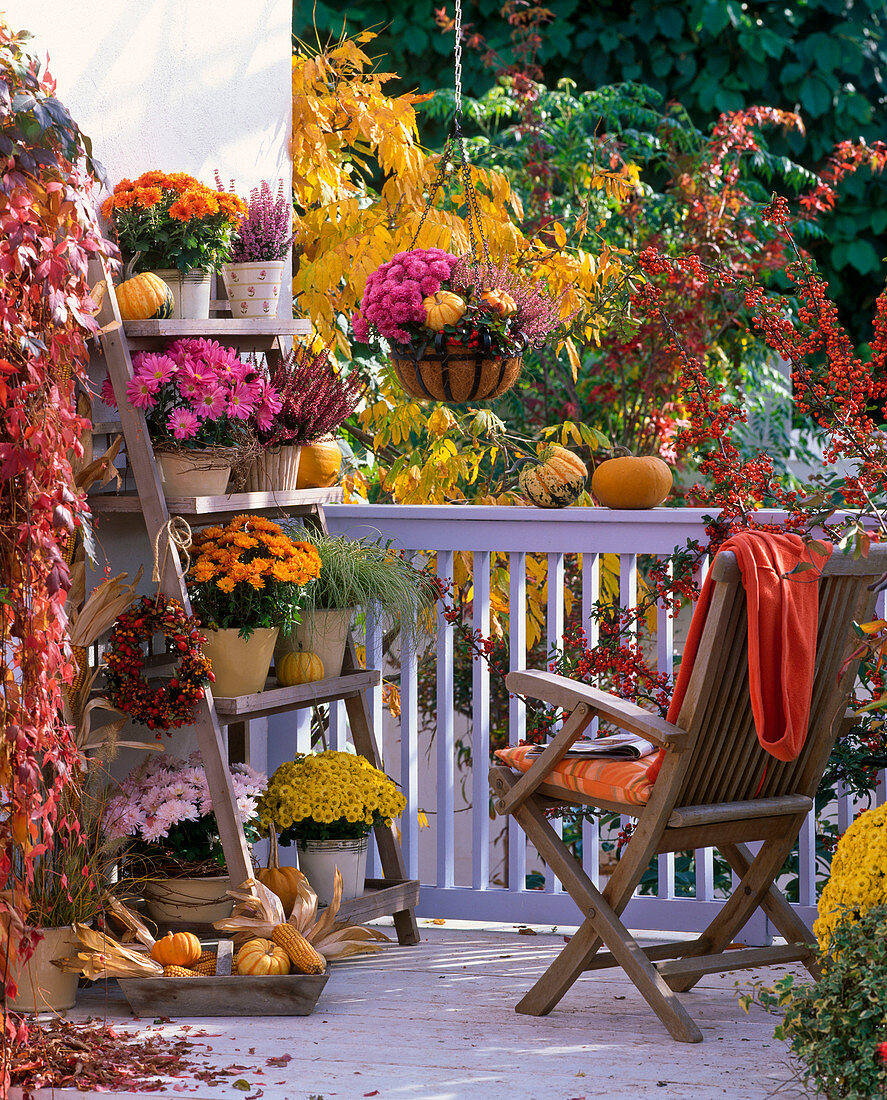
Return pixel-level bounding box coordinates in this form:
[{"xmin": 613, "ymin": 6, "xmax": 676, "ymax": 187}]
[
  {"xmin": 509, "ymin": 794, "xmax": 703, "ymax": 1043},
  {"xmin": 722, "ymin": 842, "xmax": 820, "ymax": 981},
  {"xmin": 665, "ymin": 819, "xmax": 808, "ymax": 994}
]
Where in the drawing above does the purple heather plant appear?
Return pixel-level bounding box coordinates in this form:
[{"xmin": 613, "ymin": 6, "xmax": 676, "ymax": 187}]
[
  {"xmin": 258, "ymin": 345, "xmax": 366, "ymax": 447},
  {"xmin": 216, "ymin": 175, "xmax": 295, "ymax": 263}
]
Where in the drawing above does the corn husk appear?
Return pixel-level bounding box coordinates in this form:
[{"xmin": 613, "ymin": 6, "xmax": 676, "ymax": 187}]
[
  {"xmin": 52, "ymin": 923, "xmax": 164, "ymax": 980},
  {"xmin": 101, "ymin": 893, "xmax": 156, "ymax": 950},
  {"xmin": 215, "ymin": 873, "xmax": 389, "ymax": 961}
]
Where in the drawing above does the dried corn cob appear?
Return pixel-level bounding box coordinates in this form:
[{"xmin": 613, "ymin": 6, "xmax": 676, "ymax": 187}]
[
  {"xmin": 195, "ymin": 950, "xmax": 217, "ymax": 967},
  {"xmin": 270, "ymin": 925, "xmax": 325, "ymax": 974},
  {"xmin": 192, "ymin": 955, "xmax": 217, "ymax": 975},
  {"xmin": 163, "ymin": 965, "xmax": 199, "ymax": 977}
]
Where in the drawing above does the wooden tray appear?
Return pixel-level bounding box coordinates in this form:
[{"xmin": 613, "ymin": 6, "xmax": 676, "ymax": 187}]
[{"xmin": 118, "ymin": 966, "xmax": 329, "ymax": 1017}]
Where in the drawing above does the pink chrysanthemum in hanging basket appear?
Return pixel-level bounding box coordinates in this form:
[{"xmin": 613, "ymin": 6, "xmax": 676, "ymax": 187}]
[{"xmin": 352, "ymin": 248, "xmax": 570, "ymax": 403}]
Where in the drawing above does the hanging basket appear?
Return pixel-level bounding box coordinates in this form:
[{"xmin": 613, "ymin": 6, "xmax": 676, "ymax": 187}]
[{"xmin": 392, "ymin": 334, "xmax": 523, "ymax": 403}]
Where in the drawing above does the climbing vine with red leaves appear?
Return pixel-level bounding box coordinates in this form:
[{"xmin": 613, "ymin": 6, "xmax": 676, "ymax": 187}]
[{"xmin": 0, "ymin": 17, "xmax": 115, "ymax": 1068}]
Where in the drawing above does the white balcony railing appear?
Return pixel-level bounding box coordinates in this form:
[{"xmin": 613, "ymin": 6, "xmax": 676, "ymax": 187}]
[{"xmin": 263, "ymin": 504, "xmax": 886, "ymax": 941}]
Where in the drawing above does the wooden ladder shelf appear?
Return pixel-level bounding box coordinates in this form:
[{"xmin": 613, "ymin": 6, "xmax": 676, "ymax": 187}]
[{"xmin": 94, "ymin": 282, "xmax": 419, "ymax": 945}]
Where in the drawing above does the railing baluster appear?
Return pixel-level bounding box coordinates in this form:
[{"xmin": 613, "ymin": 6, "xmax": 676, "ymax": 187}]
[
  {"xmin": 472, "ymin": 550, "xmax": 491, "ymax": 891},
  {"xmin": 365, "ymin": 603, "xmax": 383, "ymax": 879},
  {"xmin": 798, "ymin": 811, "xmax": 817, "ymax": 908},
  {"xmin": 400, "ymin": 574, "xmax": 420, "ymax": 882},
  {"xmin": 436, "ymin": 549, "xmax": 455, "ymax": 889},
  {"xmin": 508, "ymin": 551, "xmax": 527, "ymax": 893},
  {"xmin": 581, "ymin": 552, "xmax": 601, "ymax": 887},
  {"xmin": 545, "ymin": 552, "xmax": 566, "ymax": 893},
  {"xmin": 620, "ymin": 553, "xmax": 638, "ymax": 641}
]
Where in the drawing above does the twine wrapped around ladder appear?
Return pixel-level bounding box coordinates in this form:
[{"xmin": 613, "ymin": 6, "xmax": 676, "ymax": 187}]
[{"xmin": 152, "ymin": 516, "xmax": 193, "ymax": 585}]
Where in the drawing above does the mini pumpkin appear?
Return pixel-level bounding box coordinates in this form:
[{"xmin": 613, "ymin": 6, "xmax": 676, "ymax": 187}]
[
  {"xmin": 518, "ymin": 445, "xmax": 587, "ymax": 508},
  {"xmin": 150, "ymin": 931, "xmax": 202, "ymax": 968},
  {"xmin": 480, "ymin": 288, "xmax": 517, "ymax": 316},
  {"xmin": 591, "ymin": 455, "xmax": 673, "ymax": 510},
  {"xmin": 276, "ymin": 648, "xmax": 324, "ymax": 686},
  {"xmin": 423, "ymin": 291, "xmax": 467, "ymax": 331},
  {"xmin": 115, "ymin": 272, "xmax": 175, "ymax": 320},
  {"xmin": 257, "ymin": 827, "xmax": 304, "ymax": 918},
  {"xmin": 235, "ymin": 937, "xmax": 291, "ymax": 976}
]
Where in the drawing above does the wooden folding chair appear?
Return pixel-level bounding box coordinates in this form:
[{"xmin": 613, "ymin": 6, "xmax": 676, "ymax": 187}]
[{"xmin": 489, "ymin": 545, "xmax": 886, "ymax": 1042}]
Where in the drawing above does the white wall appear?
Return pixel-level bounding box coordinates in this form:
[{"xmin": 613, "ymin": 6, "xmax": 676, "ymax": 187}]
[{"xmin": 5, "ymin": 0, "xmax": 292, "ymax": 198}]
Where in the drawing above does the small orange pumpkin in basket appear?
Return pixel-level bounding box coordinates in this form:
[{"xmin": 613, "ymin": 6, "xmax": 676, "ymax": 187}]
[{"xmin": 150, "ymin": 931, "xmax": 202, "ymax": 968}]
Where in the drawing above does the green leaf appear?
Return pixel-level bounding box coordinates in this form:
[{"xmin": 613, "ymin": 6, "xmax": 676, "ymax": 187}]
[
  {"xmin": 232, "ymin": 1080, "xmax": 251, "ymax": 1092},
  {"xmin": 799, "ymin": 75, "xmax": 833, "ymax": 118}
]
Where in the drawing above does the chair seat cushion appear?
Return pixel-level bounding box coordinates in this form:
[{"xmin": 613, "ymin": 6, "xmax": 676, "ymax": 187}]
[{"xmin": 494, "ymin": 745, "xmax": 654, "ymax": 807}]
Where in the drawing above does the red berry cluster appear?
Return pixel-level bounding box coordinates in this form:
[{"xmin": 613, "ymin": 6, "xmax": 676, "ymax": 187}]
[{"xmin": 104, "ymin": 595, "xmax": 214, "ymax": 734}]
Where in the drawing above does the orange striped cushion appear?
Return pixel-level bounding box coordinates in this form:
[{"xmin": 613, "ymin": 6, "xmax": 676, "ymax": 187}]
[{"xmin": 494, "ymin": 745, "xmax": 654, "ymax": 807}]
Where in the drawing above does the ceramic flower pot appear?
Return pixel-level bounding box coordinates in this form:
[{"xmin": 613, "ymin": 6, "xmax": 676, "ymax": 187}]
[
  {"xmin": 203, "ymin": 626, "xmax": 279, "ymax": 697},
  {"xmin": 243, "ymin": 445, "xmax": 302, "ymax": 493},
  {"xmin": 295, "ymin": 438, "xmax": 342, "ymax": 489},
  {"xmin": 9, "ymin": 926, "xmax": 79, "ymax": 1013},
  {"xmin": 221, "ymin": 260, "xmax": 286, "ymax": 318},
  {"xmin": 143, "ymin": 875, "xmax": 234, "ymax": 925},
  {"xmin": 296, "ymin": 837, "xmax": 368, "ymax": 906},
  {"xmin": 276, "ymin": 608, "xmax": 353, "ymax": 680},
  {"xmin": 156, "ymin": 450, "xmax": 232, "ymax": 498},
  {"xmin": 149, "ymin": 267, "xmax": 212, "ymax": 319}
]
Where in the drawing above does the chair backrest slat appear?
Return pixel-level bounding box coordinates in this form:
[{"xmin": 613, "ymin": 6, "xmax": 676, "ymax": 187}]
[{"xmin": 673, "ymin": 545, "xmax": 885, "ymax": 809}]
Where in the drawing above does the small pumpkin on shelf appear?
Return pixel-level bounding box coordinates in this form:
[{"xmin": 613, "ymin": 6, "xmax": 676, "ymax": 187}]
[
  {"xmin": 422, "ymin": 290, "xmax": 467, "ymax": 331},
  {"xmin": 276, "ymin": 648, "xmax": 324, "ymax": 687},
  {"xmin": 235, "ymin": 937, "xmax": 291, "ymax": 977},
  {"xmin": 518, "ymin": 445, "xmax": 588, "ymax": 509},
  {"xmin": 150, "ymin": 931, "xmax": 202, "ymax": 968},
  {"xmin": 257, "ymin": 827, "xmax": 304, "ymax": 919},
  {"xmin": 591, "ymin": 451, "xmax": 673, "ymax": 510},
  {"xmin": 115, "ymin": 272, "xmax": 175, "ymax": 320}
]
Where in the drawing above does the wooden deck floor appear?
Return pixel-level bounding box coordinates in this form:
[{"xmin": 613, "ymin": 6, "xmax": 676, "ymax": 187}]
[{"xmin": 13, "ymin": 921, "xmax": 809, "ymax": 1100}]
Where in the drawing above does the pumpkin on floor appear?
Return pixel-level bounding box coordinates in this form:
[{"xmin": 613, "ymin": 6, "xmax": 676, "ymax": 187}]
[
  {"xmin": 149, "ymin": 931, "xmax": 201, "ymax": 968},
  {"xmin": 518, "ymin": 445, "xmax": 587, "ymax": 508},
  {"xmin": 591, "ymin": 455, "xmax": 673, "ymax": 510},
  {"xmin": 115, "ymin": 272, "xmax": 174, "ymax": 320}
]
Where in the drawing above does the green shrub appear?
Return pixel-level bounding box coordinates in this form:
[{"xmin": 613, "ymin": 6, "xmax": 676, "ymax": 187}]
[{"xmin": 742, "ymin": 905, "xmax": 887, "ymax": 1099}]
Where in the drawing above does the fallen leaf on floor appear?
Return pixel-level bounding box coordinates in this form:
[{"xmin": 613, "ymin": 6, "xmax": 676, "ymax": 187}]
[
  {"xmin": 518, "ymin": 926, "xmax": 537, "ymax": 935},
  {"xmin": 429, "ymin": 918, "xmax": 446, "ymax": 925},
  {"xmin": 232, "ymin": 1081, "xmax": 251, "ymax": 1091}
]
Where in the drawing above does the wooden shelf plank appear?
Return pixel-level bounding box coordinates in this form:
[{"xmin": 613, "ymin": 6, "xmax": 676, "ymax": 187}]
[
  {"xmin": 123, "ymin": 318, "xmax": 311, "ymax": 337},
  {"xmin": 213, "ymin": 670, "xmax": 380, "ymax": 723},
  {"xmin": 335, "ymin": 879, "xmax": 421, "ymax": 925},
  {"xmin": 88, "ymin": 486, "xmax": 344, "ymax": 517}
]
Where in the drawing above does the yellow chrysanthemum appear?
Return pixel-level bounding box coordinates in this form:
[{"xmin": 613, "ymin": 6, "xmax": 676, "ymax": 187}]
[{"xmin": 815, "ymin": 803, "xmax": 887, "ymax": 950}]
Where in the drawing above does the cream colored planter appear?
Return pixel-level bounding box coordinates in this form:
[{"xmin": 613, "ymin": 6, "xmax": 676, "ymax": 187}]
[
  {"xmin": 143, "ymin": 875, "xmax": 234, "ymax": 925},
  {"xmin": 243, "ymin": 445, "xmax": 301, "ymax": 493},
  {"xmin": 156, "ymin": 450, "xmax": 232, "ymax": 498},
  {"xmin": 9, "ymin": 926, "xmax": 79, "ymax": 1013},
  {"xmin": 204, "ymin": 626, "xmax": 278, "ymax": 697},
  {"xmin": 149, "ymin": 267, "xmax": 212, "ymax": 319},
  {"xmin": 221, "ymin": 261, "xmax": 286, "ymax": 318},
  {"xmin": 297, "ymin": 837, "xmax": 368, "ymax": 907},
  {"xmin": 277, "ymin": 608, "xmax": 353, "ymax": 680}
]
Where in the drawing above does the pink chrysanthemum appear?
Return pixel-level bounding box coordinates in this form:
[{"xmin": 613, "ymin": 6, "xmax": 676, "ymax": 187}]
[
  {"xmin": 100, "ymin": 373, "xmax": 118, "ymax": 408},
  {"xmin": 226, "ymin": 380, "xmax": 255, "ymax": 419},
  {"xmin": 126, "ymin": 373, "xmax": 159, "ymax": 409},
  {"xmin": 135, "ymin": 352, "xmax": 176, "ymax": 387},
  {"xmin": 194, "ymin": 384, "xmax": 227, "ymax": 420},
  {"xmin": 167, "ymin": 408, "xmax": 200, "ymax": 440},
  {"xmin": 356, "ymin": 247, "xmax": 459, "ymax": 342}
]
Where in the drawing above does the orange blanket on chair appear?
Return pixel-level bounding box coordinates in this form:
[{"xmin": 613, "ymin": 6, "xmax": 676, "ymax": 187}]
[{"xmin": 647, "ymin": 530, "xmax": 830, "ymax": 782}]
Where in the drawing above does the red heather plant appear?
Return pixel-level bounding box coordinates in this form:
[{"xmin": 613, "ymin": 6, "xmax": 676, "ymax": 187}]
[
  {"xmin": 0, "ymin": 17, "xmax": 114, "ymax": 1059},
  {"xmin": 259, "ymin": 346, "xmax": 365, "ymax": 447}
]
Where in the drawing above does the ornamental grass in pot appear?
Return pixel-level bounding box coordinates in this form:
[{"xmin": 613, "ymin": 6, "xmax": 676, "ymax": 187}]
[
  {"xmin": 186, "ymin": 514, "xmax": 321, "ymax": 695},
  {"xmin": 103, "ymin": 753, "xmax": 266, "ymax": 927},
  {"xmin": 101, "ymin": 338, "xmax": 282, "ymax": 498},
  {"xmin": 275, "ymin": 532, "xmax": 437, "ymax": 679},
  {"xmin": 244, "ymin": 344, "xmax": 364, "ymax": 492},
  {"xmin": 215, "ymin": 175, "xmax": 295, "ymax": 318},
  {"xmin": 256, "ymin": 751, "xmax": 406, "ymax": 906},
  {"xmin": 100, "ymin": 170, "xmax": 246, "ymax": 318}
]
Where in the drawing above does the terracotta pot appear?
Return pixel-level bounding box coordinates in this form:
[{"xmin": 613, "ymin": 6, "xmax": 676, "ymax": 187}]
[
  {"xmin": 143, "ymin": 875, "xmax": 234, "ymax": 925},
  {"xmin": 244, "ymin": 445, "xmax": 301, "ymax": 493},
  {"xmin": 221, "ymin": 260, "xmax": 286, "ymax": 318},
  {"xmin": 276, "ymin": 608, "xmax": 353, "ymax": 680},
  {"xmin": 295, "ymin": 439, "xmax": 342, "ymax": 489},
  {"xmin": 392, "ymin": 351, "xmax": 522, "ymax": 403},
  {"xmin": 9, "ymin": 926, "xmax": 79, "ymax": 1013},
  {"xmin": 297, "ymin": 837, "xmax": 368, "ymax": 906},
  {"xmin": 203, "ymin": 627, "xmax": 278, "ymax": 696},
  {"xmin": 148, "ymin": 267, "xmax": 212, "ymax": 319},
  {"xmin": 156, "ymin": 450, "xmax": 232, "ymax": 498}
]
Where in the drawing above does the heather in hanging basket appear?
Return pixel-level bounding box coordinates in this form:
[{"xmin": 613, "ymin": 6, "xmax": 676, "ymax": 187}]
[{"xmin": 351, "ymin": 249, "xmax": 569, "ymax": 403}]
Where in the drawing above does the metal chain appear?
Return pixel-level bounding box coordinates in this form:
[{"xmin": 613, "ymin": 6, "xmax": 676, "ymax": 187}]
[{"xmin": 453, "ymin": 0, "xmax": 463, "ymax": 120}]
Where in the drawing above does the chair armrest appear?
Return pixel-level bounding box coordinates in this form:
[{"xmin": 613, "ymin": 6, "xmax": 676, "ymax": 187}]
[{"xmin": 506, "ymin": 669, "xmax": 690, "ymax": 750}]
